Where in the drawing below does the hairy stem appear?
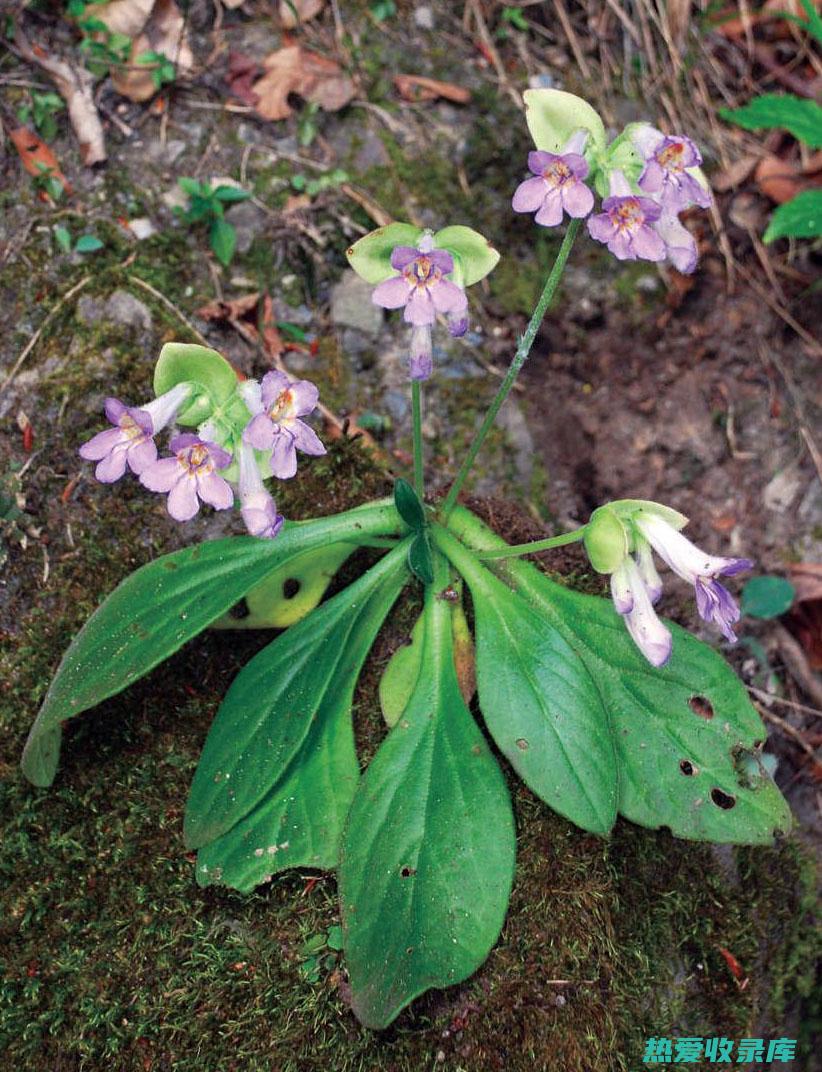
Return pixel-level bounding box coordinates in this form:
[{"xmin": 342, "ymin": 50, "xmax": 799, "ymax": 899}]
[{"xmin": 441, "ymin": 219, "xmax": 581, "ymax": 518}]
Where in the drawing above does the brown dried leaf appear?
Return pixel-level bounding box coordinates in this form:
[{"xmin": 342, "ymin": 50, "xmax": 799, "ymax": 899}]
[
  {"xmin": 196, "ymin": 292, "xmax": 261, "ymax": 322},
  {"xmin": 712, "ymin": 154, "xmax": 762, "ymax": 192},
  {"xmin": 227, "ymin": 51, "xmax": 261, "ymax": 106},
  {"xmin": 755, "ymin": 154, "xmax": 805, "ymax": 203},
  {"xmin": 788, "ymin": 563, "xmax": 822, "ymax": 604},
  {"xmin": 393, "ymin": 74, "xmax": 471, "ymax": 104},
  {"xmin": 279, "ymin": 0, "xmax": 325, "ymax": 28},
  {"xmin": 251, "ymin": 46, "xmax": 355, "ymax": 121},
  {"xmin": 9, "ymin": 127, "xmax": 72, "ymax": 194}
]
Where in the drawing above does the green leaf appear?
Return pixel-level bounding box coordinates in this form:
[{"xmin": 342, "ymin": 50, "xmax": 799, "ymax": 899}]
[
  {"xmin": 432, "ymin": 225, "xmax": 500, "ymax": 287},
  {"xmin": 393, "ymin": 477, "xmax": 426, "ymax": 532},
  {"xmin": 378, "ymin": 611, "xmax": 424, "ymax": 727},
  {"xmin": 74, "ymin": 234, "xmax": 103, "ymax": 253},
  {"xmin": 178, "ymin": 177, "xmax": 205, "ymax": 197},
  {"xmin": 434, "ymin": 527, "xmax": 617, "ymax": 834},
  {"xmin": 719, "ymin": 95, "xmax": 822, "ymax": 148},
  {"xmin": 54, "ymin": 226, "xmax": 72, "ymax": 253},
  {"xmin": 346, "ymin": 222, "xmax": 424, "ymax": 284},
  {"xmin": 523, "ymin": 88, "xmax": 607, "ymax": 154},
  {"xmin": 153, "ymin": 342, "xmax": 240, "ymax": 427},
  {"xmin": 210, "ymin": 217, "xmax": 236, "ymax": 266},
  {"xmin": 212, "ymin": 542, "xmax": 355, "ymax": 630},
  {"xmin": 21, "ymin": 504, "xmax": 402, "ymax": 788},
  {"xmin": 407, "ymin": 531, "xmax": 434, "ymax": 585},
  {"xmin": 339, "ymin": 555, "xmax": 515, "ymax": 1029},
  {"xmin": 741, "ymin": 576, "xmax": 795, "ymax": 620},
  {"xmin": 764, "ymin": 190, "xmax": 822, "ymax": 242},
  {"xmin": 186, "ymin": 544, "xmax": 409, "ymax": 861},
  {"xmin": 326, "ymin": 924, "xmax": 344, "ymax": 951},
  {"xmin": 445, "ymin": 507, "xmax": 792, "ymax": 845},
  {"xmin": 213, "ymin": 185, "xmax": 252, "ymax": 203}
]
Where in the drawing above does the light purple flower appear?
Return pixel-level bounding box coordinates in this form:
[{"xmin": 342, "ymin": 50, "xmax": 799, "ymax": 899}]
[
  {"xmin": 635, "ymin": 514, "xmax": 753, "ymax": 642},
  {"xmin": 654, "ymin": 212, "xmax": 698, "ymax": 275},
  {"xmin": 587, "ymin": 170, "xmax": 666, "ymax": 262},
  {"xmin": 611, "ymin": 556, "xmax": 673, "ymax": 667},
  {"xmin": 237, "ymin": 442, "xmax": 284, "ymax": 539},
  {"xmin": 242, "ymin": 371, "xmax": 326, "ymax": 480},
  {"xmin": 633, "ymin": 126, "xmax": 712, "ymax": 211},
  {"xmin": 371, "ymin": 233, "xmax": 468, "ymax": 329},
  {"xmin": 409, "ymin": 325, "xmax": 433, "ymax": 381},
  {"xmin": 512, "ymin": 132, "xmax": 595, "ymax": 226},
  {"xmin": 78, "ymin": 383, "xmax": 191, "ymax": 484},
  {"xmin": 139, "ymin": 434, "xmax": 233, "ymax": 522}
]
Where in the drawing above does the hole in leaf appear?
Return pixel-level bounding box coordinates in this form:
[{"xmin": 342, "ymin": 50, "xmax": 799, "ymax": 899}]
[
  {"xmin": 227, "ymin": 599, "xmax": 250, "ymax": 620},
  {"xmin": 689, "ymin": 695, "xmax": 714, "ymax": 720},
  {"xmin": 679, "ymin": 760, "xmax": 696, "ymax": 776},
  {"xmin": 711, "ymin": 787, "xmax": 736, "ymax": 810},
  {"xmin": 282, "ymin": 578, "xmax": 301, "ymax": 599},
  {"xmin": 400, "ymin": 866, "xmax": 416, "ymax": 878},
  {"xmin": 516, "ymin": 738, "xmax": 529, "ymax": 751}
]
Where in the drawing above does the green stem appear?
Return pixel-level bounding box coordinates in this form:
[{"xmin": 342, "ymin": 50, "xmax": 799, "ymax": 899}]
[
  {"xmin": 411, "ymin": 379, "xmax": 424, "ymax": 499},
  {"xmin": 476, "ymin": 528, "xmax": 586, "ymax": 560},
  {"xmin": 441, "ymin": 219, "xmax": 581, "ymax": 519}
]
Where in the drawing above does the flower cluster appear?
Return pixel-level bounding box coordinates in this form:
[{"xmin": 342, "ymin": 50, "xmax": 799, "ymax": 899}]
[
  {"xmin": 79, "ymin": 363, "xmax": 326, "ymax": 539},
  {"xmin": 513, "ymin": 91, "xmax": 712, "ymax": 274},
  {"xmin": 584, "ymin": 501, "xmax": 753, "ymax": 666}
]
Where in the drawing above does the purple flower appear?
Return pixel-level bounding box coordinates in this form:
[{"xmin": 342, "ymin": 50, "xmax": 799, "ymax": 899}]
[
  {"xmin": 654, "ymin": 212, "xmax": 698, "ymax": 275},
  {"xmin": 409, "ymin": 326, "xmax": 433, "ymax": 381},
  {"xmin": 371, "ymin": 233, "xmax": 468, "ymax": 330},
  {"xmin": 635, "ymin": 514, "xmax": 753, "ymax": 642},
  {"xmin": 587, "ymin": 170, "xmax": 666, "ymax": 262},
  {"xmin": 632, "ymin": 126, "xmax": 712, "ymax": 211},
  {"xmin": 610, "ymin": 556, "xmax": 673, "ymax": 667},
  {"xmin": 237, "ymin": 443, "xmax": 284, "ymax": 539},
  {"xmin": 139, "ymin": 434, "xmax": 233, "ymax": 522},
  {"xmin": 512, "ymin": 133, "xmax": 595, "ymax": 226},
  {"xmin": 242, "ymin": 371, "xmax": 326, "ymax": 480},
  {"xmin": 78, "ymin": 383, "xmax": 191, "ymax": 484}
]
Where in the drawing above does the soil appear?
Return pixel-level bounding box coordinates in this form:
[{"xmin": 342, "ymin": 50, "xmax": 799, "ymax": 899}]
[{"xmin": 0, "ymin": 2, "xmax": 820, "ymax": 1070}]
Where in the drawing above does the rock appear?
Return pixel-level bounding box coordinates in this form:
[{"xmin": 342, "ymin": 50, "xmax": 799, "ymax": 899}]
[
  {"xmin": 147, "ymin": 139, "xmax": 187, "ymax": 166},
  {"xmin": 497, "ymin": 398, "xmax": 534, "ymax": 486},
  {"xmin": 331, "ymin": 271, "xmax": 383, "ymax": 336},
  {"xmin": 104, "ymin": 290, "xmax": 153, "ymax": 332},
  {"xmin": 76, "ymin": 296, "xmax": 106, "ymax": 326},
  {"xmin": 763, "ymin": 465, "xmax": 802, "ymax": 513},
  {"xmin": 383, "ymin": 389, "xmax": 410, "ymax": 423},
  {"xmin": 226, "ymin": 200, "xmax": 268, "ymax": 255},
  {"xmin": 127, "ymin": 217, "xmax": 156, "ymax": 241},
  {"xmin": 340, "ymin": 328, "xmax": 378, "ymax": 369},
  {"xmin": 161, "ymin": 185, "xmax": 189, "ymax": 212},
  {"xmin": 414, "ymin": 5, "xmax": 434, "ymax": 29}
]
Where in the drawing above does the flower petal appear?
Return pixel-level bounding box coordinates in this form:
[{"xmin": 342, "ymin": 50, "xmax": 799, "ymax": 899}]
[
  {"xmin": 95, "ymin": 449, "xmax": 129, "ymax": 484},
  {"xmin": 561, "ymin": 181, "xmax": 594, "ymax": 219},
  {"xmin": 243, "ymin": 413, "xmax": 276, "ymax": 451},
  {"xmin": 373, "ymin": 275, "xmax": 411, "ymax": 310},
  {"xmin": 127, "ymin": 437, "xmax": 158, "ymax": 475},
  {"xmin": 390, "ymin": 246, "xmax": 421, "ymax": 270},
  {"xmin": 404, "ymin": 289, "xmax": 436, "ymax": 326},
  {"xmin": 535, "ymin": 190, "xmax": 565, "ymax": 227},
  {"xmin": 79, "ymin": 427, "xmax": 125, "ymax": 462},
  {"xmin": 512, "ymin": 176, "xmax": 547, "ymax": 213},
  {"xmin": 290, "ymin": 419, "xmax": 326, "ymax": 456},
  {"xmin": 430, "ymin": 279, "xmax": 467, "ymax": 315},
  {"xmin": 289, "ymin": 379, "xmax": 320, "ymax": 416},
  {"xmin": 140, "ymin": 457, "xmax": 184, "ymax": 493},
  {"xmin": 260, "ymin": 370, "xmax": 292, "ymax": 409},
  {"xmin": 269, "ymin": 432, "xmax": 298, "ymax": 479},
  {"xmin": 196, "ymin": 471, "xmax": 234, "ymax": 510},
  {"xmin": 167, "ymin": 475, "xmax": 201, "ymax": 521}
]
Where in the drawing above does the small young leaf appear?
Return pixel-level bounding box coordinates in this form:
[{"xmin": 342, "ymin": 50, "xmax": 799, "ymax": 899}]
[
  {"xmin": 74, "ymin": 234, "xmax": 103, "ymax": 253},
  {"xmin": 54, "ymin": 226, "xmax": 72, "ymax": 253},
  {"xmin": 326, "ymin": 925, "xmax": 344, "ymax": 951},
  {"xmin": 346, "ymin": 222, "xmax": 424, "ymax": 284},
  {"xmin": 213, "ymin": 185, "xmax": 252, "ymax": 203},
  {"xmin": 339, "ymin": 557, "xmax": 515, "ymax": 1029},
  {"xmin": 393, "ymin": 477, "xmax": 426, "ymax": 532},
  {"xmin": 719, "ymin": 94, "xmax": 822, "ymax": 149},
  {"xmin": 407, "ymin": 532, "xmax": 434, "ymax": 585},
  {"xmin": 740, "ymin": 576, "xmax": 795, "ymax": 619},
  {"xmin": 178, "ymin": 176, "xmax": 204, "ymax": 197},
  {"xmin": 210, "ymin": 217, "xmax": 236, "ymax": 266},
  {"xmin": 763, "ymin": 190, "xmax": 822, "ymax": 242}
]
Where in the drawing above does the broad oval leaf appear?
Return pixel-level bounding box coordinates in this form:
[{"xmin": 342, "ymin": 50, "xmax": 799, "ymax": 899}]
[
  {"xmin": 407, "ymin": 531, "xmax": 434, "ymax": 585},
  {"xmin": 210, "ymin": 217, "xmax": 236, "ymax": 267},
  {"xmin": 524, "ymin": 88, "xmax": 607, "ymax": 154},
  {"xmin": 153, "ymin": 342, "xmax": 240, "ymax": 426},
  {"xmin": 446, "ymin": 507, "xmax": 792, "ymax": 845},
  {"xmin": 763, "ymin": 190, "xmax": 822, "ymax": 242},
  {"xmin": 393, "ymin": 477, "xmax": 426, "ymax": 532},
  {"xmin": 432, "ymin": 225, "xmax": 500, "ymax": 287},
  {"xmin": 719, "ymin": 94, "xmax": 822, "ymax": 149},
  {"xmin": 211, "ymin": 542, "xmax": 355, "ymax": 629},
  {"xmin": 21, "ymin": 503, "xmax": 402, "ymax": 788},
  {"xmin": 434, "ymin": 526, "xmax": 618, "ymax": 835},
  {"xmin": 346, "ymin": 222, "xmax": 424, "ymax": 284},
  {"xmin": 193, "ymin": 547, "xmax": 410, "ymax": 890},
  {"xmin": 339, "ymin": 555, "xmax": 515, "ymax": 1029},
  {"xmin": 184, "ymin": 543, "xmax": 408, "ymax": 851}
]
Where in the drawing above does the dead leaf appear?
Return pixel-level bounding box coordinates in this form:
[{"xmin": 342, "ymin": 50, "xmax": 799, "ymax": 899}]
[
  {"xmin": 712, "ymin": 154, "xmax": 762, "ymax": 193},
  {"xmin": 756, "ymin": 154, "xmax": 809, "ymax": 203},
  {"xmin": 14, "ymin": 30, "xmax": 106, "ymax": 165},
  {"xmin": 9, "ymin": 127, "xmax": 72, "ymax": 195},
  {"xmin": 221, "ymin": 0, "xmax": 247, "ymax": 8},
  {"xmin": 251, "ymin": 46, "xmax": 355, "ymax": 121},
  {"xmin": 788, "ymin": 563, "xmax": 822, "ymax": 604},
  {"xmin": 196, "ymin": 292, "xmax": 260, "ymax": 322},
  {"xmin": 283, "ymin": 193, "xmax": 312, "ymax": 214},
  {"xmin": 393, "ymin": 74, "xmax": 471, "ymax": 104},
  {"xmin": 279, "ymin": 0, "xmax": 325, "ymax": 28},
  {"xmin": 89, "ymin": 0, "xmax": 194, "ymax": 103},
  {"xmin": 227, "ymin": 51, "xmax": 261, "ymax": 106}
]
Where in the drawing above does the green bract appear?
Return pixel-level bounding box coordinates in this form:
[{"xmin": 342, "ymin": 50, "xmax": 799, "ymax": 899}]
[
  {"xmin": 583, "ymin": 505, "xmax": 629, "ymax": 574},
  {"xmin": 431, "ymin": 225, "xmax": 500, "ymax": 286},
  {"xmin": 523, "ymin": 87, "xmax": 607, "ymax": 155},
  {"xmin": 154, "ymin": 342, "xmax": 241, "ymax": 426}
]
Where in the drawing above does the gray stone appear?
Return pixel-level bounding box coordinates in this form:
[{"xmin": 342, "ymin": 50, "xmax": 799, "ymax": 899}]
[
  {"xmin": 331, "ymin": 271, "xmax": 383, "ymax": 336},
  {"xmin": 147, "ymin": 139, "xmax": 187, "ymax": 166},
  {"xmin": 414, "ymin": 5, "xmax": 434, "ymax": 29},
  {"xmin": 340, "ymin": 328, "xmax": 378, "ymax": 369},
  {"xmin": 76, "ymin": 296, "xmax": 106, "ymax": 326},
  {"xmin": 496, "ymin": 398, "xmax": 534, "ymax": 485},
  {"xmin": 104, "ymin": 290, "xmax": 153, "ymax": 332},
  {"xmin": 383, "ymin": 389, "xmax": 410, "ymax": 423},
  {"xmin": 227, "ymin": 200, "xmax": 268, "ymax": 255}
]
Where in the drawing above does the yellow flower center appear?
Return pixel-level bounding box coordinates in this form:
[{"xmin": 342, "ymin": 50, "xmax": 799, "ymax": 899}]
[
  {"xmin": 542, "ymin": 160, "xmax": 572, "ymax": 188},
  {"xmin": 657, "ymin": 142, "xmax": 686, "ymax": 171},
  {"xmin": 613, "ymin": 199, "xmax": 643, "ymax": 231},
  {"xmin": 269, "ymin": 388, "xmax": 294, "ymax": 422},
  {"xmin": 404, "ymin": 255, "xmax": 440, "ymax": 291}
]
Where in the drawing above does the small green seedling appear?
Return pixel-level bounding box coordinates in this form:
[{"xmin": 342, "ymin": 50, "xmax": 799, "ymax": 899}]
[
  {"xmin": 17, "ymin": 91, "xmax": 65, "ymax": 142},
  {"xmin": 54, "ymin": 227, "xmax": 104, "ymax": 255},
  {"xmin": 176, "ymin": 178, "xmax": 252, "ymax": 267}
]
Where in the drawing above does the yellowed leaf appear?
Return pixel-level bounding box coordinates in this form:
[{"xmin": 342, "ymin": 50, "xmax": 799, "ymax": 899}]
[{"xmin": 279, "ymin": 0, "xmax": 325, "ymax": 28}]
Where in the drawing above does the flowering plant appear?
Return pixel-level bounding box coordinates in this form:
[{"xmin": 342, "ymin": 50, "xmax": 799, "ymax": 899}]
[{"xmin": 22, "ymin": 91, "xmax": 789, "ymax": 1030}]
